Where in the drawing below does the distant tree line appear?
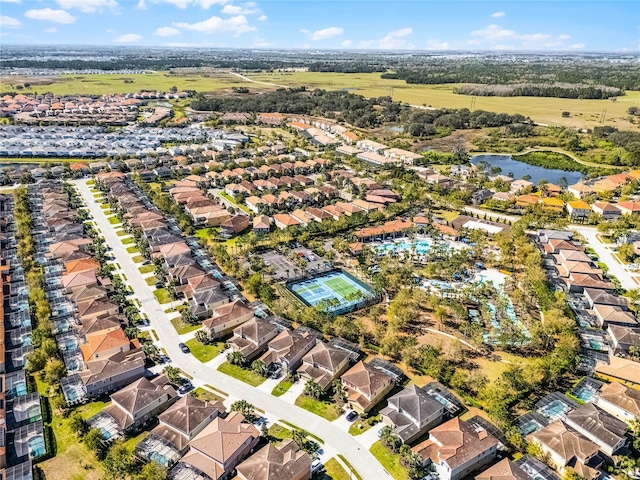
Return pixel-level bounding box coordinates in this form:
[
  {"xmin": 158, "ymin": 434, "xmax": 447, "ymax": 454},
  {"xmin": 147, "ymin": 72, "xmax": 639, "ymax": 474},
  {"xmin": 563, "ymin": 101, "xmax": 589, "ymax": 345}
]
[
  {"xmin": 454, "ymin": 83, "xmax": 623, "ymax": 99},
  {"xmin": 381, "ymin": 58, "xmax": 640, "ymax": 90},
  {"xmin": 307, "ymin": 62, "xmax": 386, "ymax": 73},
  {"xmin": 401, "ymin": 108, "xmax": 531, "ymax": 137},
  {"xmin": 594, "ymin": 126, "xmax": 640, "ymax": 165}
]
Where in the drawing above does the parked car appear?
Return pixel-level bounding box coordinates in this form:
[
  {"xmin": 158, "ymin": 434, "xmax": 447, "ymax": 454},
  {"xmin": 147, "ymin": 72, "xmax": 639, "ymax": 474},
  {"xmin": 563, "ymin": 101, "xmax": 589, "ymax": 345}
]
[
  {"xmin": 178, "ymin": 342, "xmax": 190, "ymax": 354},
  {"xmin": 346, "ymin": 411, "xmax": 358, "ymax": 422},
  {"xmin": 178, "ymin": 382, "xmax": 193, "ymax": 394},
  {"xmin": 311, "ymin": 459, "xmax": 324, "ymax": 474},
  {"xmin": 155, "ymin": 282, "xmax": 165, "ymax": 289}
]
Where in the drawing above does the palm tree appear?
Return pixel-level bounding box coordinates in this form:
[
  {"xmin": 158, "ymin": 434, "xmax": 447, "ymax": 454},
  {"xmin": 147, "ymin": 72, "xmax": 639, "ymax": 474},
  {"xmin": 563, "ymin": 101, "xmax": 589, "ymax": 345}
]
[
  {"xmin": 304, "ymin": 380, "xmax": 324, "ymax": 400},
  {"xmin": 292, "ymin": 429, "xmax": 309, "ymax": 449},
  {"xmin": 230, "ymin": 400, "xmax": 255, "ymax": 420},
  {"xmin": 227, "ymin": 351, "xmax": 246, "ymax": 367},
  {"xmin": 195, "ymin": 330, "xmax": 209, "ymax": 345},
  {"xmin": 251, "ymin": 360, "xmax": 268, "ymax": 377}
]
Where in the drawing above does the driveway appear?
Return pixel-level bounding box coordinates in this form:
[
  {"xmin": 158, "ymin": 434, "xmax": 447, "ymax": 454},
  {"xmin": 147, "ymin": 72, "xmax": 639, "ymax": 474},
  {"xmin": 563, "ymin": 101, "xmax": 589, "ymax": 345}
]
[{"xmin": 74, "ymin": 179, "xmax": 390, "ymax": 480}]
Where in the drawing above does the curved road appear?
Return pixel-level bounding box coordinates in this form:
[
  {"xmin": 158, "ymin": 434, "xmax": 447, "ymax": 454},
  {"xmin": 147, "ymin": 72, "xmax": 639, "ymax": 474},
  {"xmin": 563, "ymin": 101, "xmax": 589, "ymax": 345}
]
[{"xmin": 74, "ymin": 179, "xmax": 390, "ymax": 480}]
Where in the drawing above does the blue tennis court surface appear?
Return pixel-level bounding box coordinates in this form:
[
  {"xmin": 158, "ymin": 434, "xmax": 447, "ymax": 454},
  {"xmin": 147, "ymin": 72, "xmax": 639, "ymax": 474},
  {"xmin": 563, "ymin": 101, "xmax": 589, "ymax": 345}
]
[{"xmin": 289, "ymin": 271, "xmax": 375, "ymax": 314}]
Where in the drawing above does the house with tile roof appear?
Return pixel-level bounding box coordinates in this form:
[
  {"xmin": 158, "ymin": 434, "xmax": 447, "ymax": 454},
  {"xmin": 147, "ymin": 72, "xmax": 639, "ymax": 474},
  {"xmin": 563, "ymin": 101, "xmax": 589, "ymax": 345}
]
[
  {"xmin": 475, "ymin": 459, "xmax": 529, "ymax": 480},
  {"xmin": 259, "ymin": 329, "xmax": 317, "ymax": 375},
  {"xmin": 341, "ymin": 361, "xmax": 394, "ymax": 414},
  {"xmin": 412, "ymin": 417, "xmax": 499, "ymax": 480},
  {"xmin": 297, "ymin": 342, "xmax": 351, "ymax": 391},
  {"xmin": 565, "ymin": 403, "xmax": 628, "ymax": 456},
  {"xmin": 228, "ymin": 317, "xmax": 281, "ymax": 362},
  {"xmin": 172, "ymin": 412, "xmax": 259, "ymax": 480},
  {"xmin": 202, "ymin": 300, "xmax": 255, "ymax": 339},
  {"xmin": 235, "ymin": 439, "xmax": 312, "ymax": 480},
  {"xmin": 80, "ymin": 328, "xmax": 136, "ymax": 362},
  {"xmin": 596, "ymin": 381, "xmax": 640, "ymax": 423}
]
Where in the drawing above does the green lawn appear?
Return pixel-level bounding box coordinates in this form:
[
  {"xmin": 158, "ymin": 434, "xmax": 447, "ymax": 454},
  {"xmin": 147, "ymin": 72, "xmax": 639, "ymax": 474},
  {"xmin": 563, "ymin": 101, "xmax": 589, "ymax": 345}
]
[
  {"xmin": 268, "ymin": 423, "xmax": 293, "ymax": 442},
  {"xmin": 145, "ymin": 276, "xmax": 158, "ymax": 286},
  {"xmin": 122, "ymin": 430, "xmax": 149, "ymax": 454},
  {"xmin": 121, "ymin": 237, "xmax": 135, "ymax": 244},
  {"xmin": 107, "ymin": 216, "xmax": 120, "ymax": 225},
  {"xmin": 132, "ymin": 255, "xmax": 145, "ymax": 263},
  {"xmin": 217, "ymin": 361, "xmax": 266, "ymax": 387},
  {"xmin": 100, "ymin": 204, "xmax": 110, "ymax": 210},
  {"xmin": 348, "ymin": 415, "xmax": 379, "ymax": 436},
  {"xmin": 185, "ymin": 338, "xmax": 226, "ymax": 363},
  {"xmin": 323, "ymin": 458, "xmax": 351, "ymax": 480},
  {"xmin": 219, "ymin": 191, "xmax": 251, "ymax": 214},
  {"xmin": 116, "ymin": 230, "xmax": 128, "ymax": 236},
  {"xmin": 369, "ymin": 442, "xmax": 408, "ymax": 480},
  {"xmin": 170, "ymin": 316, "xmax": 201, "ymax": 335},
  {"xmin": 87, "ymin": 179, "xmax": 96, "ymax": 185},
  {"xmin": 191, "ymin": 387, "xmax": 225, "ymax": 403},
  {"xmin": 153, "ymin": 288, "xmax": 172, "ymax": 304},
  {"xmin": 139, "ymin": 264, "xmax": 155, "ymax": 274},
  {"xmin": 294, "ymin": 394, "xmax": 342, "ymax": 421},
  {"xmin": 271, "ymin": 379, "xmax": 293, "ymax": 397},
  {"xmin": 126, "ymin": 246, "xmax": 139, "ymax": 254}
]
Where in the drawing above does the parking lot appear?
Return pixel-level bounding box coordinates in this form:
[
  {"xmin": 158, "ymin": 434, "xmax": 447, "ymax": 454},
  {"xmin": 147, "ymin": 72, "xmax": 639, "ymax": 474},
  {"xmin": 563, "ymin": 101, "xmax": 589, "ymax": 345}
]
[{"xmin": 259, "ymin": 246, "xmax": 330, "ymax": 281}]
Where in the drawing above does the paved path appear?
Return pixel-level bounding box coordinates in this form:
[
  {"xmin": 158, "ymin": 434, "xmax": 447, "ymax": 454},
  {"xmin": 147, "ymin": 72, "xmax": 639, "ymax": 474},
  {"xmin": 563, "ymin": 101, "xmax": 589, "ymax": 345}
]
[
  {"xmin": 230, "ymin": 71, "xmax": 287, "ymax": 88},
  {"xmin": 569, "ymin": 224, "xmax": 640, "ymax": 290},
  {"xmin": 74, "ymin": 179, "xmax": 390, "ymax": 480}
]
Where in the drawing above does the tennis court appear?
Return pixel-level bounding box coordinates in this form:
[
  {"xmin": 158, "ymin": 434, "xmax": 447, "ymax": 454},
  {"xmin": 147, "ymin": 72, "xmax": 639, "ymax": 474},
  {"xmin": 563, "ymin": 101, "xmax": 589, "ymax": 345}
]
[{"xmin": 289, "ymin": 271, "xmax": 375, "ymax": 314}]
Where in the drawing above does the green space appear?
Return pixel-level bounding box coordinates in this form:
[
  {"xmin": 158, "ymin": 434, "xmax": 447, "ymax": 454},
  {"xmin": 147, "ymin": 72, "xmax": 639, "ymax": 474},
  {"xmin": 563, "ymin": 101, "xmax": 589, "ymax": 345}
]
[
  {"xmin": 322, "ymin": 458, "xmax": 351, "ymax": 480},
  {"xmin": 126, "ymin": 246, "xmax": 139, "ymax": 254},
  {"xmin": 217, "ymin": 361, "xmax": 266, "ymax": 387},
  {"xmin": 116, "ymin": 229, "xmax": 127, "ymax": 236},
  {"xmin": 271, "ymin": 379, "xmax": 293, "ymax": 397},
  {"xmin": 185, "ymin": 337, "xmax": 227, "ymax": 363},
  {"xmin": 191, "ymin": 387, "xmax": 224, "ymax": 403},
  {"xmin": 100, "ymin": 204, "xmax": 110, "ymax": 210},
  {"xmin": 153, "ymin": 288, "xmax": 172, "ymax": 304},
  {"xmin": 86, "ymin": 179, "xmax": 96, "ymax": 185},
  {"xmin": 107, "ymin": 216, "xmax": 120, "ymax": 225},
  {"xmin": 121, "ymin": 237, "xmax": 135, "ymax": 244},
  {"xmin": 138, "ymin": 264, "xmax": 155, "ymax": 274},
  {"xmin": 219, "ymin": 191, "xmax": 252, "ymax": 214},
  {"xmin": 131, "ymin": 255, "xmax": 145, "ymax": 263},
  {"xmin": 348, "ymin": 416, "xmax": 378, "ymax": 436},
  {"xmin": 145, "ymin": 276, "xmax": 158, "ymax": 286},
  {"xmin": 369, "ymin": 442, "xmax": 409, "ymax": 480},
  {"xmin": 170, "ymin": 316, "xmax": 201, "ymax": 335},
  {"xmin": 268, "ymin": 423, "xmax": 293, "ymax": 442},
  {"xmin": 194, "ymin": 227, "xmax": 219, "ymax": 245},
  {"xmin": 337, "ymin": 455, "xmax": 364, "ymax": 480},
  {"xmin": 294, "ymin": 394, "xmax": 342, "ymax": 421}
]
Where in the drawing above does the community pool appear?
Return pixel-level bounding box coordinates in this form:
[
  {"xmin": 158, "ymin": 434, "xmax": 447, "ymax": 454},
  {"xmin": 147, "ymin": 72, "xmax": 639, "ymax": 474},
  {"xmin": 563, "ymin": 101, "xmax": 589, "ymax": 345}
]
[{"xmin": 376, "ymin": 238, "xmax": 432, "ymax": 255}]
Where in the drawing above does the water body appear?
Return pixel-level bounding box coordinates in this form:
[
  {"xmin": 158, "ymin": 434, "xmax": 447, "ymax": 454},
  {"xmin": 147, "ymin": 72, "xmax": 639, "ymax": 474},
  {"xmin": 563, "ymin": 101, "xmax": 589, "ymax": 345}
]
[{"xmin": 471, "ymin": 154, "xmax": 583, "ymax": 185}]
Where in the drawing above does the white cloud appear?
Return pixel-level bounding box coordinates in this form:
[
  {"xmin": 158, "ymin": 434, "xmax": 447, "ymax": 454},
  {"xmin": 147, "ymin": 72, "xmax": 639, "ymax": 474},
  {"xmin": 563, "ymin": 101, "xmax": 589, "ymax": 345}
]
[
  {"xmin": 115, "ymin": 33, "xmax": 142, "ymax": 42},
  {"xmin": 45, "ymin": 27, "xmax": 58, "ymax": 33},
  {"xmin": 341, "ymin": 39, "xmax": 352, "ymax": 47},
  {"xmin": 0, "ymin": 15, "xmax": 22, "ymax": 28},
  {"xmin": 55, "ymin": 0, "xmax": 117, "ymax": 13},
  {"xmin": 106, "ymin": 28, "xmax": 114, "ymax": 32},
  {"xmin": 174, "ymin": 14, "xmax": 255, "ymax": 35},
  {"xmin": 469, "ymin": 23, "xmax": 575, "ymax": 49},
  {"xmin": 24, "ymin": 8, "xmax": 76, "ymax": 24},
  {"xmin": 155, "ymin": 26, "xmax": 180, "ymax": 36},
  {"xmin": 570, "ymin": 42, "xmax": 585, "ymax": 49},
  {"xmin": 221, "ymin": 2, "xmax": 260, "ymax": 15},
  {"xmin": 153, "ymin": 0, "xmax": 228, "ymax": 8},
  {"xmin": 307, "ymin": 26, "xmax": 343, "ymax": 41},
  {"xmin": 491, "ymin": 11, "xmax": 506, "ymax": 18},
  {"xmin": 378, "ymin": 27, "xmax": 413, "ymax": 49},
  {"xmin": 257, "ymin": 14, "xmax": 267, "ymax": 21},
  {"xmin": 0, "ymin": 0, "xmax": 21, "ymax": 3},
  {"xmin": 299, "ymin": 28, "xmax": 309, "ymax": 34},
  {"xmin": 137, "ymin": 0, "xmax": 146, "ymax": 8},
  {"xmin": 426, "ymin": 39, "xmax": 450, "ymax": 50}
]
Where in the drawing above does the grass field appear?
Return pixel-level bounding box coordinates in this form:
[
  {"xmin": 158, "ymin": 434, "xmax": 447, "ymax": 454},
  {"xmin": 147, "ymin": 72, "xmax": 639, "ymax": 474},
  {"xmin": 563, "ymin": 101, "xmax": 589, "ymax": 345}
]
[
  {"xmin": 5, "ymin": 71, "xmax": 245, "ymax": 96},
  {"xmin": 191, "ymin": 387, "xmax": 225, "ymax": 403},
  {"xmin": 219, "ymin": 191, "xmax": 252, "ymax": 214},
  {"xmin": 145, "ymin": 276, "xmax": 158, "ymax": 286},
  {"xmin": 217, "ymin": 361, "xmax": 266, "ymax": 386},
  {"xmin": 244, "ymin": 71, "xmax": 640, "ymax": 129},
  {"xmin": 138, "ymin": 264, "xmax": 155, "ymax": 274},
  {"xmin": 121, "ymin": 237, "xmax": 135, "ymax": 244},
  {"xmin": 185, "ymin": 337, "xmax": 226, "ymax": 363},
  {"xmin": 294, "ymin": 394, "xmax": 342, "ymax": 421},
  {"xmin": 153, "ymin": 288, "xmax": 172, "ymax": 304},
  {"xmin": 131, "ymin": 255, "xmax": 145, "ymax": 263},
  {"xmin": 322, "ymin": 458, "xmax": 351, "ymax": 480},
  {"xmin": 369, "ymin": 441, "xmax": 408, "ymax": 480}
]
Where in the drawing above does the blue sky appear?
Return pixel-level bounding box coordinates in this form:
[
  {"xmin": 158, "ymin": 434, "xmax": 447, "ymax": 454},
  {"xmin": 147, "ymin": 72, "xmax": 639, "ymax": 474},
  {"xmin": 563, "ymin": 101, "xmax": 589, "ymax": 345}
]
[{"xmin": 0, "ymin": 0, "xmax": 638, "ymax": 51}]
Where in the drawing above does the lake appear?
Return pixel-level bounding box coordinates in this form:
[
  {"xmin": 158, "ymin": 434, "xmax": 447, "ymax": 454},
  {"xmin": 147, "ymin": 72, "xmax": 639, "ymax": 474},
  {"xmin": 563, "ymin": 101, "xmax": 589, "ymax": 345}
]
[{"xmin": 471, "ymin": 154, "xmax": 583, "ymax": 185}]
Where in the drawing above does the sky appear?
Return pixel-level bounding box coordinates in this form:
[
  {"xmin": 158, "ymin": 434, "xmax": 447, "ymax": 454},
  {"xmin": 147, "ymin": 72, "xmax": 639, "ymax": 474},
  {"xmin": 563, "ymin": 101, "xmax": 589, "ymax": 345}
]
[{"xmin": 0, "ymin": 0, "xmax": 638, "ymax": 51}]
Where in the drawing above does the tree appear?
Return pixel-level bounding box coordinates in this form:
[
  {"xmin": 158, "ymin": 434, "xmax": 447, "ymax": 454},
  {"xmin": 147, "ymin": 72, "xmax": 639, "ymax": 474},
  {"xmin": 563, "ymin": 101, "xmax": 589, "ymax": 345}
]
[
  {"xmin": 101, "ymin": 441, "xmax": 133, "ymax": 480},
  {"xmin": 68, "ymin": 411, "xmax": 87, "ymax": 437},
  {"xmin": 84, "ymin": 428, "xmax": 105, "ymax": 457},
  {"xmin": 304, "ymin": 380, "xmax": 324, "ymax": 400},
  {"xmin": 163, "ymin": 365, "xmax": 185, "ymax": 385},
  {"xmin": 227, "ymin": 351, "xmax": 246, "ymax": 367},
  {"xmin": 195, "ymin": 330, "xmax": 210, "ymax": 344},
  {"xmin": 137, "ymin": 462, "xmax": 168, "ymax": 480},
  {"xmin": 251, "ymin": 360, "xmax": 268, "ymax": 377},
  {"xmin": 230, "ymin": 399, "xmax": 255, "ymax": 420}
]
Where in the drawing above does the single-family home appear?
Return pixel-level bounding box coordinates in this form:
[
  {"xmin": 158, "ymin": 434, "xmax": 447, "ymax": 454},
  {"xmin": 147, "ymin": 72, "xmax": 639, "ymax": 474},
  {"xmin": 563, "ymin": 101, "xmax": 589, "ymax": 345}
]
[
  {"xmin": 412, "ymin": 417, "xmax": 499, "ymax": 480},
  {"xmin": 591, "ymin": 202, "xmax": 621, "ymax": 220},
  {"xmin": 227, "ymin": 317, "xmax": 281, "ymax": 362},
  {"xmin": 253, "ymin": 215, "xmax": 271, "ymax": 235},
  {"xmin": 380, "ymin": 384, "xmax": 448, "ymax": 444},
  {"xmin": 273, "ymin": 214, "xmax": 301, "ymax": 230},
  {"xmin": 616, "ymin": 201, "xmax": 640, "ymax": 216},
  {"xmin": 341, "ymin": 361, "xmax": 394, "ymax": 414},
  {"xmin": 596, "ymin": 381, "xmax": 640, "ymax": 423},
  {"xmin": 592, "ymin": 304, "xmax": 638, "ymax": 328},
  {"xmin": 201, "ymin": 300, "xmax": 255, "ymax": 340},
  {"xmin": 607, "ymin": 325, "xmax": 640, "ymax": 356},
  {"xmin": 236, "ymin": 439, "xmax": 312, "ymax": 480},
  {"xmin": 259, "ymin": 329, "xmax": 317, "ymax": 375},
  {"xmin": 475, "ymin": 459, "xmax": 529, "ymax": 480},
  {"xmin": 567, "ymin": 201, "xmax": 592, "ymax": 222},
  {"xmin": 595, "ymin": 355, "xmax": 640, "ymax": 388},
  {"xmin": 297, "ymin": 342, "xmax": 351, "ymax": 390},
  {"xmin": 565, "ymin": 402, "xmax": 628, "ymax": 456}
]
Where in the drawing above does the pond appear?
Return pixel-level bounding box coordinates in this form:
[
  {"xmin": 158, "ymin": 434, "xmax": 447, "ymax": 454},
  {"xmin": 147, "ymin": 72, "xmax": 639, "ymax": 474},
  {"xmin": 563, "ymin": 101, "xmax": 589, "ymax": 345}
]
[{"xmin": 471, "ymin": 154, "xmax": 583, "ymax": 185}]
